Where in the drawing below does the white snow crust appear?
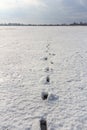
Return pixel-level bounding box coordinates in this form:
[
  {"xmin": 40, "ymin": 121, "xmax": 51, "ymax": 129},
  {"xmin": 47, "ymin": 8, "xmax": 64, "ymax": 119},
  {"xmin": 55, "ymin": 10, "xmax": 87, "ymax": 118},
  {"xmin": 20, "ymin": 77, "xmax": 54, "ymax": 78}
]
[{"xmin": 0, "ymin": 26, "xmax": 87, "ymax": 130}]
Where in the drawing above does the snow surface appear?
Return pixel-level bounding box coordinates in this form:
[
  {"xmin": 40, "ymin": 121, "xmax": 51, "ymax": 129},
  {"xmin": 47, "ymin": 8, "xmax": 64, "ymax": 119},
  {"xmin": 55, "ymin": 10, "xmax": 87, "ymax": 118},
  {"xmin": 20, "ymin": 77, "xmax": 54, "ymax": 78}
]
[{"xmin": 0, "ymin": 26, "xmax": 87, "ymax": 130}]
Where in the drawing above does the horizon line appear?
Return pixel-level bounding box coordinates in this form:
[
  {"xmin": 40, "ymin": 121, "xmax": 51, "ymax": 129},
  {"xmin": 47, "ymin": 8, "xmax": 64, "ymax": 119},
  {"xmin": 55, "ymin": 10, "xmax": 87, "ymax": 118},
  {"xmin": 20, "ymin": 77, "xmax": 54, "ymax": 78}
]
[{"xmin": 0, "ymin": 22, "xmax": 87, "ymax": 26}]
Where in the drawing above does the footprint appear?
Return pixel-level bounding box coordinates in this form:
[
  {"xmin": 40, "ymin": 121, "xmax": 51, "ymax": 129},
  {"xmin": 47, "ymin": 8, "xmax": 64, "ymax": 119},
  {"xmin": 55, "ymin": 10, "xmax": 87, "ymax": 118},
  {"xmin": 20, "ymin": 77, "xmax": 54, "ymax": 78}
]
[
  {"xmin": 50, "ymin": 61, "xmax": 54, "ymax": 64},
  {"xmin": 44, "ymin": 57, "xmax": 48, "ymax": 61},
  {"xmin": 49, "ymin": 53, "xmax": 51, "ymax": 55},
  {"xmin": 40, "ymin": 76, "xmax": 50, "ymax": 84},
  {"xmin": 45, "ymin": 67, "xmax": 50, "ymax": 72},
  {"xmin": 40, "ymin": 118, "xmax": 47, "ymax": 130},
  {"xmin": 46, "ymin": 76, "xmax": 50, "ymax": 83},
  {"xmin": 41, "ymin": 92, "xmax": 48, "ymax": 100},
  {"xmin": 49, "ymin": 53, "xmax": 56, "ymax": 56},
  {"xmin": 52, "ymin": 53, "xmax": 56, "ymax": 56},
  {"xmin": 46, "ymin": 44, "xmax": 50, "ymax": 48},
  {"xmin": 45, "ymin": 67, "xmax": 53, "ymax": 73},
  {"xmin": 48, "ymin": 93, "xmax": 59, "ymax": 101}
]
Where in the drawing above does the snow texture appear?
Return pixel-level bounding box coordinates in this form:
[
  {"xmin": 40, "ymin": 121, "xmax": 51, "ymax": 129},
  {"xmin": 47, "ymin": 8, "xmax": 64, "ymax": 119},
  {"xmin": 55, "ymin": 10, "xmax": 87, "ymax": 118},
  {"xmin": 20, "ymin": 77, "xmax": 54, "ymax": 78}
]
[{"xmin": 0, "ymin": 26, "xmax": 87, "ymax": 130}]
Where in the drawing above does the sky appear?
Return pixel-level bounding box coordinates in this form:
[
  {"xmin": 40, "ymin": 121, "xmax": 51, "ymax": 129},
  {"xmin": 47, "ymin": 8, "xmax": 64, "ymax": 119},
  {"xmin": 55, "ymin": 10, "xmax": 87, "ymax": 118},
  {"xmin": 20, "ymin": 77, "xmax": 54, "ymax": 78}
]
[{"xmin": 0, "ymin": 0, "xmax": 87, "ymax": 24}]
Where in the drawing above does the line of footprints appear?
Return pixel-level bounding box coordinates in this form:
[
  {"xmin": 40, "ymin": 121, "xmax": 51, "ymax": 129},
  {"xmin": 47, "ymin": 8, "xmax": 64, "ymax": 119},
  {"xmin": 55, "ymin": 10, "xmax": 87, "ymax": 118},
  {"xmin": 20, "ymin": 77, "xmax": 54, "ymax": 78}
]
[{"xmin": 40, "ymin": 43, "xmax": 56, "ymax": 130}]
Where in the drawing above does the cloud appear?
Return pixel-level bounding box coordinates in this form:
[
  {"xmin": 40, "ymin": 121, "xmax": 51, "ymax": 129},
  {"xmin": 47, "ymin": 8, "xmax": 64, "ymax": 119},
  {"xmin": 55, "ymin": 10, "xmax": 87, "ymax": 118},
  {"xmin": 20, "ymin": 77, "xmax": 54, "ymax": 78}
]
[
  {"xmin": 0, "ymin": 0, "xmax": 15, "ymax": 9},
  {"xmin": 79, "ymin": 0, "xmax": 87, "ymax": 7},
  {"xmin": 0, "ymin": 0, "xmax": 45, "ymax": 10},
  {"xmin": 0, "ymin": 0, "xmax": 87, "ymax": 24}
]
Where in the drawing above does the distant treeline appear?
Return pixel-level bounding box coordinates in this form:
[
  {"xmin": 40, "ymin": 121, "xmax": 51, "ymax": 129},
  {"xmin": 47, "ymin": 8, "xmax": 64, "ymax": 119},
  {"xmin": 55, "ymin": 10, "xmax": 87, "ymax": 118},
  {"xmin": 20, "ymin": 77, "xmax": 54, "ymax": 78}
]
[{"xmin": 0, "ymin": 22, "xmax": 87, "ymax": 26}]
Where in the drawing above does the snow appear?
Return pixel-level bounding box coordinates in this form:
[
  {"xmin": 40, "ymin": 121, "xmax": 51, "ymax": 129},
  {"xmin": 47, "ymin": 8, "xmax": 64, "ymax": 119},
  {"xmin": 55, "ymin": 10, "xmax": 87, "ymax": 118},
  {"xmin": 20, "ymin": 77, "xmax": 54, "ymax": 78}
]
[{"xmin": 0, "ymin": 26, "xmax": 87, "ymax": 130}]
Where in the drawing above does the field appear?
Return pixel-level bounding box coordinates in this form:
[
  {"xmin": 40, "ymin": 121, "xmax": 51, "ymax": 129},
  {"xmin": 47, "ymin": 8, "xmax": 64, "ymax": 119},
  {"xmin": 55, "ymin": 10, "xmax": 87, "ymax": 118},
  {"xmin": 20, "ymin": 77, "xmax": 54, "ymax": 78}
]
[{"xmin": 0, "ymin": 26, "xmax": 87, "ymax": 130}]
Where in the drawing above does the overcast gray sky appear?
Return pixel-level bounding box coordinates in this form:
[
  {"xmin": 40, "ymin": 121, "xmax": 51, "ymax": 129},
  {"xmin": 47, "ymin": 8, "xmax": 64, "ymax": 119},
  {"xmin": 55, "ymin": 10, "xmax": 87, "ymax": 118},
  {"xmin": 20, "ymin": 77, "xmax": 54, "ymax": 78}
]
[{"xmin": 0, "ymin": 0, "xmax": 87, "ymax": 24}]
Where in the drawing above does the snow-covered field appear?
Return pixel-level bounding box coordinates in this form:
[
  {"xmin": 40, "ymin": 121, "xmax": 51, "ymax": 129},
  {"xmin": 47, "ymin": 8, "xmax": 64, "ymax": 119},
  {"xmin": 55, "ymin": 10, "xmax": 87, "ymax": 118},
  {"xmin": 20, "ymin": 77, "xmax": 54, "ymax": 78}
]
[{"xmin": 0, "ymin": 26, "xmax": 87, "ymax": 130}]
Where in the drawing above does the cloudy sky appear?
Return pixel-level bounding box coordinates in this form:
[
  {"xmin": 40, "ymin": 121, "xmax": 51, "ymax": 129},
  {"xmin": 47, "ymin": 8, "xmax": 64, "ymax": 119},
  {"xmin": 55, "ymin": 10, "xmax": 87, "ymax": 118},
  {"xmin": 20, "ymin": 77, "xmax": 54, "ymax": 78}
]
[{"xmin": 0, "ymin": 0, "xmax": 87, "ymax": 24}]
